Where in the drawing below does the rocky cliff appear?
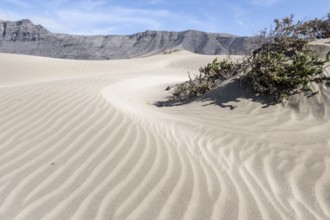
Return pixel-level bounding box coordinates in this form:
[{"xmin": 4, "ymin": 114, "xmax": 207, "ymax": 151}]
[{"xmin": 0, "ymin": 19, "xmax": 251, "ymax": 60}]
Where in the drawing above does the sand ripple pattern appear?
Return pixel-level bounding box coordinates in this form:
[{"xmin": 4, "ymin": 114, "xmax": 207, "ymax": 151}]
[{"xmin": 0, "ymin": 52, "xmax": 329, "ymax": 220}]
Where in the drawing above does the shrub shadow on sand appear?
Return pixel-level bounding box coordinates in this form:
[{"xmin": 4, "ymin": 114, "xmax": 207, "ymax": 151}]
[{"xmin": 155, "ymin": 77, "xmax": 278, "ymax": 109}]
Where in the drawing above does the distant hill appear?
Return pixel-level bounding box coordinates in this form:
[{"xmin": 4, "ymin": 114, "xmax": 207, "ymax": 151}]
[{"xmin": 0, "ymin": 19, "xmax": 252, "ymax": 60}]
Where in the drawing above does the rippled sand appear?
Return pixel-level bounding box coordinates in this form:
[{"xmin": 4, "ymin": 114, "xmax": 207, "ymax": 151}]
[{"xmin": 0, "ymin": 48, "xmax": 329, "ymax": 220}]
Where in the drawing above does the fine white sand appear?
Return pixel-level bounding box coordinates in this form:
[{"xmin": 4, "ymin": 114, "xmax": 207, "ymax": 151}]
[{"xmin": 0, "ymin": 47, "xmax": 329, "ymax": 220}]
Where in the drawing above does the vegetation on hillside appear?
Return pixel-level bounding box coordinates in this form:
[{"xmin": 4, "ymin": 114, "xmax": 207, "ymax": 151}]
[{"xmin": 169, "ymin": 14, "xmax": 330, "ymax": 103}]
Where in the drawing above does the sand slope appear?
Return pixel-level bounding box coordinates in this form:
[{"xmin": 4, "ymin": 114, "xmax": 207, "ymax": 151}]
[{"xmin": 0, "ymin": 50, "xmax": 329, "ymax": 220}]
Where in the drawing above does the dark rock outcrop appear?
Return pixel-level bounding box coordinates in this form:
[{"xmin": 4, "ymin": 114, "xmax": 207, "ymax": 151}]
[{"xmin": 0, "ymin": 19, "xmax": 252, "ymax": 60}]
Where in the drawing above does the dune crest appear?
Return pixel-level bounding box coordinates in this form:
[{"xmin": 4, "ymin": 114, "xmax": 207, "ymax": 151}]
[{"xmin": 0, "ymin": 50, "xmax": 329, "ymax": 220}]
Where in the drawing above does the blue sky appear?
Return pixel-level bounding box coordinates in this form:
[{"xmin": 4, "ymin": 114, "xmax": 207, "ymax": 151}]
[{"xmin": 0, "ymin": 0, "xmax": 329, "ymax": 36}]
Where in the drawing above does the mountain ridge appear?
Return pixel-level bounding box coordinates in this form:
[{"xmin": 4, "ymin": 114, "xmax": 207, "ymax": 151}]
[{"xmin": 0, "ymin": 19, "xmax": 252, "ymax": 60}]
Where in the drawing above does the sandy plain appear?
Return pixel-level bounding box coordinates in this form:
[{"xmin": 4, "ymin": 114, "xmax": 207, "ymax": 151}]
[{"xmin": 0, "ymin": 45, "xmax": 329, "ymax": 220}]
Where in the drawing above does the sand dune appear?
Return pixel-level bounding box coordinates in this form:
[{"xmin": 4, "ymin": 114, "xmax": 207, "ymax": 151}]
[{"xmin": 0, "ymin": 49, "xmax": 329, "ymax": 220}]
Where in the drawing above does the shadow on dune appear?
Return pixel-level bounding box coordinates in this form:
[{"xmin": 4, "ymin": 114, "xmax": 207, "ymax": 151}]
[
  {"xmin": 198, "ymin": 78, "xmax": 278, "ymax": 109},
  {"xmin": 155, "ymin": 77, "xmax": 278, "ymax": 109},
  {"xmin": 155, "ymin": 76, "xmax": 330, "ymax": 120}
]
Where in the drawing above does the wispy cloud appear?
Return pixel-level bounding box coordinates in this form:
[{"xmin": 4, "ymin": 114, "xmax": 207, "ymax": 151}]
[
  {"xmin": 52, "ymin": 6, "xmax": 171, "ymax": 34},
  {"xmin": 141, "ymin": 0, "xmax": 164, "ymax": 5},
  {"xmin": 251, "ymin": 0, "xmax": 281, "ymax": 5},
  {"xmin": 3, "ymin": 0, "xmax": 324, "ymax": 36},
  {"xmin": 227, "ymin": 4, "xmax": 253, "ymax": 34},
  {"xmin": 81, "ymin": 0, "xmax": 108, "ymax": 10},
  {"xmin": 3, "ymin": 0, "xmax": 33, "ymax": 8},
  {"xmin": 29, "ymin": 16, "xmax": 62, "ymax": 31},
  {"xmin": 0, "ymin": 0, "xmax": 238, "ymax": 35},
  {"xmin": 0, "ymin": 10, "xmax": 20, "ymax": 21}
]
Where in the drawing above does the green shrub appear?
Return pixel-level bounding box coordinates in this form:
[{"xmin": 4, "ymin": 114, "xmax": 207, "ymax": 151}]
[
  {"xmin": 296, "ymin": 13, "xmax": 330, "ymax": 39},
  {"xmin": 199, "ymin": 58, "xmax": 239, "ymax": 81},
  {"xmin": 242, "ymin": 15, "xmax": 329, "ymax": 101},
  {"xmin": 169, "ymin": 14, "xmax": 330, "ymax": 103},
  {"xmin": 243, "ymin": 51, "xmax": 327, "ymax": 100},
  {"xmin": 171, "ymin": 58, "xmax": 240, "ymax": 101}
]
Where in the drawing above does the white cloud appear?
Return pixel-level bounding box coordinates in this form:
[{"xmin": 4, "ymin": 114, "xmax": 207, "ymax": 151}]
[
  {"xmin": 137, "ymin": 0, "xmax": 164, "ymax": 5},
  {"xmin": 0, "ymin": 10, "xmax": 23, "ymax": 21},
  {"xmin": 52, "ymin": 7, "xmax": 172, "ymax": 34},
  {"xmin": 81, "ymin": 0, "xmax": 108, "ymax": 10},
  {"xmin": 0, "ymin": 1, "xmax": 225, "ymax": 35},
  {"xmin": 146, "ymin": 0, "xmax": 164, "ymax": 4},
  {"xmin": 29, "ymin": 16, "xmax": 62, "ymax": 30},
  {"xmin": 58, "ymin": 8, "xmax": 166, "ymax": 24},
  {"xmin": 251, "ymin": 0, "xmax": 280, "ymax": 5},
  {"xmin": 3, "ymin": 0, "xmax": 33, "ymax": 8}
]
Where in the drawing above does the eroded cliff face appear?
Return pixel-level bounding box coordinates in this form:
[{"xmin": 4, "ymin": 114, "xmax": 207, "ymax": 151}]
[
  {"xmin": 0, "ymin": 19, "xmax": 50, "ymax": 41},
  {"xmin": 0, "ymin": 19, "xmax": 251, "ymax": 60}
]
